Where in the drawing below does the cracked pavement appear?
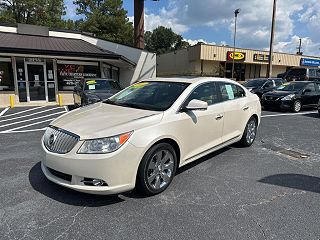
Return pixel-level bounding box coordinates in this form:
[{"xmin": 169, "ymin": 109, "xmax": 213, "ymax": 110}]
[{"xmin": 0, "ymin": 110, "xmax": 319, "ymax": 240}]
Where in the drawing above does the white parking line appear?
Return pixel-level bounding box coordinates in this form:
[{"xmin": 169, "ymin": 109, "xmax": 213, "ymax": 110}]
[
  {"xmin": 64, "ymin": 106, "xmax": 69, "ymax": 112},
  {"xmin": 1, "ymin": 106, "xmax": 47, "ymax": 118},
  {"xmin": 262, "ymin": 111, "xmax": 317, "ymax": 118},
  {"xmin": 0, "ymin": 107, "xmax": 9, "ymax": 117},
  {"xmin": 0, "ymin": 128, "xmax": 47, "ymax": 134},
  {"xmin": 0, "ymin": 107, "xmax": 65, "ymax": 123},
  {"xmin": 0, "ymin": 118, "xmax": 55, "ymax": 133},
  {"xmin": 0, "ymin": 111, "xmax": 65, "ymax": 128}
]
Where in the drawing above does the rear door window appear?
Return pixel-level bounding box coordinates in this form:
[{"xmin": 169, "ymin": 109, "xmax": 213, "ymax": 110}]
[{"xmin": 218, "ymin": 83, "xmax": 246, "ymax": 101}]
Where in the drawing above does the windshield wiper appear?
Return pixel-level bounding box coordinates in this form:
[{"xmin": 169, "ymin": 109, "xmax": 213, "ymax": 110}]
[{"xmin": 103, "ymin": 99, "xmax": 118, "ymax": 106}]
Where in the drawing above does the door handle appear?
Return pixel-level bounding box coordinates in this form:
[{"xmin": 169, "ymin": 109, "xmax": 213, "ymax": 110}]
[
  {"xmin": 243, "ymin": 106, "xmax": 249, "ymax": 111},
  {"xmin": 215, "ymin": 114, "xmax": 223, "ymax": 120}
]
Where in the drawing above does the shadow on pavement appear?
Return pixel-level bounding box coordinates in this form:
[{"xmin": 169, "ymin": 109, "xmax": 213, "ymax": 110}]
[
  {"xmin": 302, "ymin": 112, "xmax": 319, "ymax": 119},
  {"xmin": 29, "ymin": 162, "xmax": 125, "ymax": 206},
  {"xmin": 259, "ymin": 174, "xmax": 320, "ymax": 193},
  {"xmin": 176, "ymin": 147, "xmax": 232, "ymax": 175}
]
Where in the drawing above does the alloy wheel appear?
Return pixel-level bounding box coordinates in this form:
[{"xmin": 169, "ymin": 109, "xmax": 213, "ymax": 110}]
[
  {"xmin": 146, "ymin": 150, "xmax": 174, "ymax": 190},
  {"xmin": 246, "ymin": 119, "xmax": 257, "ymax": 145},
  {"xmin": 294, "ymin": 101, "xmax": 301, "ymax": 112}
]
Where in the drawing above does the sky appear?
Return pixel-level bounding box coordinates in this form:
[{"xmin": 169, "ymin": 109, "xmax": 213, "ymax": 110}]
[{"xmin": 64, "ymin": 0, "xmax": 320, "ymax": 56}]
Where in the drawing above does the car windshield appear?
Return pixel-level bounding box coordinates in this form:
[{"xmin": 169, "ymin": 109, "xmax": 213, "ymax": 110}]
[
  {"xmin": 243, "ymin": 79, "xmax": 267, "ymax": 88},
  {"xmin": 84, "ymin": 79, "xmax": 121, "ymax": 91},
  {"xmin": 104, "ymin": 81, "xmax": 190, "ymax": 111},
  {"xmin": 277, "ymin": 82, "xmax": 306, "ymax": 91}
]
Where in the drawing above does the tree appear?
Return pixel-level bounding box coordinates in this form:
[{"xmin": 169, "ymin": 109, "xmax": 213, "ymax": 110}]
[
  {"xmin": 145, "ymin": 26, "xmax": 190, "ymax": 54},
  {"xmin": 74, "ymin": 0, "xmax": 133, "ymax": 45},
  {"xmin": 0, "ymin": 0, "xmax": 66, "ymax": 28}
]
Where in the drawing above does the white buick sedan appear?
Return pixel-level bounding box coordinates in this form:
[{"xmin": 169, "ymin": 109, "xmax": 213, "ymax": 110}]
[{"xmin": 42, "ymin": 77, "xmax": 261, "ymax": 196}]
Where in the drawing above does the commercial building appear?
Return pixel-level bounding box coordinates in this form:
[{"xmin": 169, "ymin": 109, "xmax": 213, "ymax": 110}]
[
  {"xmin": 157, "ymin": 43, "xmax": 320, "ymax": 80},
  {"xmin": 0, "ymin": 24, "xmax": 156, "ymax": 107}
]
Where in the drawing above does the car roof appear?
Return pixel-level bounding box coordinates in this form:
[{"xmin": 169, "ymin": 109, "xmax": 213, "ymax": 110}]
[{"xmin": 145, "ymin": 77, "xmax": 239, "ymax": 85}]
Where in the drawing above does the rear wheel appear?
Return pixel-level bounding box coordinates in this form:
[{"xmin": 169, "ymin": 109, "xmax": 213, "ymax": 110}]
[
  {"xmin": 238, "ymin": 117, "xmax": 257, "ymax": 147},
  {"xmin": 292, "ymin": 100, "xmax": 302, "ymax": 113},
  {"xmin": 136, "ymin": 143, "xmax": 177, "ymax": 196}
]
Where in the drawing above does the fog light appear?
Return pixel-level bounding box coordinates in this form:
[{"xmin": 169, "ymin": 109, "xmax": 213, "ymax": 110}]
[
  {"xmin": 81, "ymin": 178, "xmax": 108, "ymax": 186},
  {"xmin": 92, "ymin": 179, "xmax": 105, "ymax": 186}
]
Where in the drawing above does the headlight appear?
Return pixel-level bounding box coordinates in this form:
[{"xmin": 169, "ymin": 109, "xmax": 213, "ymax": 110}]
[
  {"xmin": 78, "ymin": 131, "xmax": 133, "ymax": 154},
  {"xmin": 281, "ymin": 94, "xmax": 295, "ymax": 101}
]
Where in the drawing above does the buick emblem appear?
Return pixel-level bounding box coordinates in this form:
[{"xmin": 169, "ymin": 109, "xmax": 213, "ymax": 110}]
[{"xmin": 48, "ymin": 134, "xmax": 56, "ymax": 146}]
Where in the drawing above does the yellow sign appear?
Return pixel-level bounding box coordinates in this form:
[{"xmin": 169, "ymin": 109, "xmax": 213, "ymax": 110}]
[
  {"xmin": 130, "ymin": 82, "xmax": 149, "ymax": 89},
  {"xmin": 86, "ymin": 80, "xmax": 96, "ymax": 85},
  {"xmin": 227, "ymin": 51, "xmax": 246, "ymax": 61}
]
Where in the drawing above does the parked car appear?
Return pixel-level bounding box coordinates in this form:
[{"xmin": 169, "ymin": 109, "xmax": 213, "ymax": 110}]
[
  {"xmin": 42, "ymin": 77, "xmax": 261, "ymax": 196},
  {"xmin": 243, "ymin": 78, "xmax": 286, "ymax": 99},
  {"xmin": 281, "ymin": 67, "xmax": 320, "ymax": 82},
  {"xmin": 73, "ymin": 78, "xmax": 121, "ymax": 106},
  {"xmin": 318, "ymin": 99, "xmax": 320, "ymax": 116},
  {"xmin": 261, "ymin": 81, "xmax": 320, "ymax": 112}
]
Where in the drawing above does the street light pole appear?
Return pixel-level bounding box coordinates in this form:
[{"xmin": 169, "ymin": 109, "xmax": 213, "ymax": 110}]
[
  {"xmin": 267, "ymin": 0, "xmax": 277, "ymax": 78},
  {"xmin": 231, "ymin": 9, "xmax": 240, "ymax": 80}
]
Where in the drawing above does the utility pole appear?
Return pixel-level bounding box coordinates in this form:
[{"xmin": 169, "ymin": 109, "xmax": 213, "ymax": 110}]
[
  {"xmin": 134, "ymin": 0, "xmax": 144, "ymax": 49},
  {"xmin": 134, "ymin": 0, "xmax": 160, "ymax": 49},
  {"xmin": 267, "ymin": 0, "xmax": 277, "ymax": 78},
  {"xmin": 296, "ymin": 38, "xmax": 303, "ymax": 55},
  {"xmin": 231, "ymin": 8, "xmax": 240, "ymax": 80}
]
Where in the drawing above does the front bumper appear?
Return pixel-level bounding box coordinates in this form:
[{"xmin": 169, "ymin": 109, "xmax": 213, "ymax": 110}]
[
  {"xmin": 41, "ymin": 139, "xmax": 144, "ymax": 195},
  {"xmin": 261, "ymin": 99, "xmax": 293, "ymax": 110}
]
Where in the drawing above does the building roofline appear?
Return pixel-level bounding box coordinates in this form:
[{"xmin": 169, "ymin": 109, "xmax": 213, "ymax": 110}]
[
  {"xmin": 198, "ymin": 43, "xmax": 320, "ymax": 59},
  {"xmin": 159, "ymin": 43, "xmax": 320, "ymax": 59},
  {"xmin": 0, "ymin": 22, "xmax": 156, "ymax": 54}
]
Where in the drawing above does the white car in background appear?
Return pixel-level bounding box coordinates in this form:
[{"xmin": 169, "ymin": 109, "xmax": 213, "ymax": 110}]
[{"xmin": 42, "ymin": 77, "xmax": 261, "ymax": 196}]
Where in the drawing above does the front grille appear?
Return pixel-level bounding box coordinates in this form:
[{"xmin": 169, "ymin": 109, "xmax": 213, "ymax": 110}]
[
  {"xmin": 43, "ymin": 126, "xmax": 79, "ymax": 154},
  {"xmin": 48, "ymin": 168, "xmax": 72, "ymax": 182}
]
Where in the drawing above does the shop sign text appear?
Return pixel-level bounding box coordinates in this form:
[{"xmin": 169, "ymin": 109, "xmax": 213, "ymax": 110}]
[{"xmin": 227, "ymin": 51, "xmax": 246, "ymax": 61}]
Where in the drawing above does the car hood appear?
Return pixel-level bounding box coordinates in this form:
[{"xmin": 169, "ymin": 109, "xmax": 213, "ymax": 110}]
[
  {"xmin": 264, "ymin": 90, "xmax": 296, "ymax": 97},
  {"xmin": 50, "ymin": 102, "xmax": 163, "ymax": 139}
]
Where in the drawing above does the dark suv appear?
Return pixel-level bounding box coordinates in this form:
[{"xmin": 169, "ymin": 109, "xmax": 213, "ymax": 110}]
[{"xmin": 282, "ymin": 68, "xmax": 320, "ymax": 82}]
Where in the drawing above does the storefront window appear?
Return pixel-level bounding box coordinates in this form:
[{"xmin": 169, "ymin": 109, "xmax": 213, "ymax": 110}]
[
  {"xmin": 16, "ymin": 58, "xmax": 27, "ymax": 102},
  {"xmin": 57, "ymin": 63, "xmax": 100, "ymax": 91},
  {"xmin": 46, "ymin": 61, "xmax": 56, "ymax": 102},
  {"xmin": 112, "ymin": 67, "xmax": 119, "ymax": 81},
  {"xmin": 0, "ymin": 61, "xmax": 14, "ymax": 91}
]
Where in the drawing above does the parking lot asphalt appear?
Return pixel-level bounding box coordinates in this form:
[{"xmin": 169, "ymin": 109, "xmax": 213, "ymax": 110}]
[{"xmin": 0, "ymin": 108, "xmax": 320, "ymax": 240}]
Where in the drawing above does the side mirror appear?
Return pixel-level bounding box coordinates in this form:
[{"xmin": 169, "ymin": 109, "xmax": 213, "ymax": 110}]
[{"xmin": 182, "ymin": 99, "xmax": 208, "ymax": 112}]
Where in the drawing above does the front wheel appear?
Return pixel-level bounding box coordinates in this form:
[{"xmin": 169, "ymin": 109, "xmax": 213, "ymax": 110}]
[
  {"xmin": 136, "ymin": 143, "xmax": 177, "ymax": 196},
  {"xmin": 238, "ymin": 117, "xmax": 257, "ymax": 147},
  {"xmin": 292, "ymin": 100, "xmax": 302, "ymax": 113}
]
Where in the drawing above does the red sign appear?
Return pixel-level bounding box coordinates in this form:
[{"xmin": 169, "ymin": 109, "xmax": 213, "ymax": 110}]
[{"xmin": 227, "ymin": 51, "xmax": 246, "ymax": 61}]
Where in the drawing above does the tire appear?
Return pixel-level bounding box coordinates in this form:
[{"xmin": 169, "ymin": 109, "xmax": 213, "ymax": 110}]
[
  {"xmin": 136, "ymin": 143, "xmax": 177, "ymax": 196},
  {"xmin": 238, "ymin": 117, "xmax": 258, "ymax": 147},
  {"xmin": 292, "ymin": 100, "xmax": 302, "ymax": 113}
]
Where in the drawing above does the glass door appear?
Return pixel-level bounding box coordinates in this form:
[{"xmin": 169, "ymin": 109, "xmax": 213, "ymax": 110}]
[{"xmin": 26, "ymin": 63, "xmax": 47, "ymax": 101}]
